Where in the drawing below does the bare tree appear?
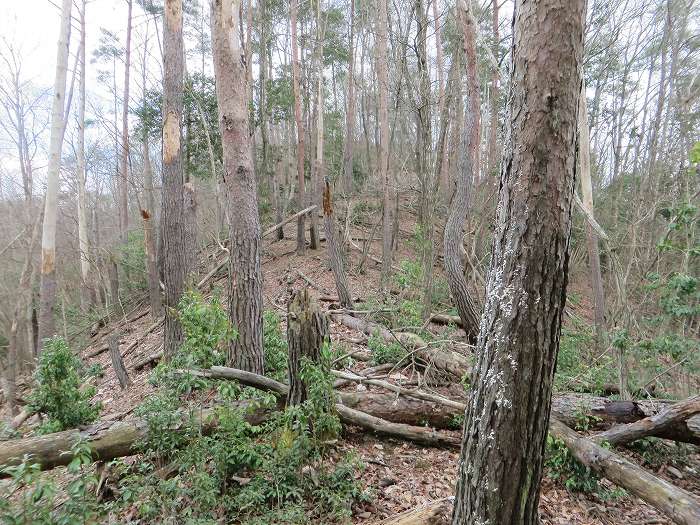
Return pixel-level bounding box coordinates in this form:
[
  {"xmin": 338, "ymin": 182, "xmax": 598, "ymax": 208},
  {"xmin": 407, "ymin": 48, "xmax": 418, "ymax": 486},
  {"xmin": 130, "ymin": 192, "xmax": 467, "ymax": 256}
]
[
  {"xmin": 38, "ymin": 0, "xmax": 73, "ymax": 348},
  {"xmin": 451, "ymin": 0, "xmax": 585, "ymax": 523},
  {"xmin": 377, "ymin": 0, "xmax": 392, "ymax": 288},
  {"xmin": 118, "ymin": 0, "xmax": 133, "ymax": 244},
  {"xmin": 341, "ymin": 0, "xmax": 356, "ymax": 195},
  {"xmin": 291, "ymin": 0, "xmax": 307, "ymax": 255},
  {"xmin": 211, "ymin": 0, "xmax": 264, "ymax": 373}
]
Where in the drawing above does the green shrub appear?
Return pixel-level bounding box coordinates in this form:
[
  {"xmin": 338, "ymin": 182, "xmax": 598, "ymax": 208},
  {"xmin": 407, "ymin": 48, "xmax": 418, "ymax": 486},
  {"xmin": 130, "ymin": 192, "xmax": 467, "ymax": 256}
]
[
  {"xmin": 263, "ymin": 309, "xmax": 288, "ymax": 381},
  {"xmin": 28, "ymin": 337, "xmax": 100, "ymax": 433},
  {"xmin": 368, "ymin": 333, "xmax": 406, "ymax": 365}
]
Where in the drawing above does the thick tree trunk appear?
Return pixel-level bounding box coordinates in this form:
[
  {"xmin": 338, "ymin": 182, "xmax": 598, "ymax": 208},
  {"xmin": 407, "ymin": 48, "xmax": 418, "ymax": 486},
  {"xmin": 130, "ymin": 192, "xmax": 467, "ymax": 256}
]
[
  {"xmin": 211, "ymin": 0, "xmax": 264, "ymax": 374},
  {"xmin": 38, "ymin": 0, "xmax": 73, "ymax": 349},
  {"xmin": 323, "ymin": 179, "xmax": 354, "ymax": 309},
  {"xmin": 451, "ymin": 1, "xmax": 585, "ymax": 523},
  {"xmin": 550, "ymin": 419, "xmax": 700, "ymax": 525},
  {"xmin": 290, "ymin": 0, "xmax": 307, "ymax": 255},
  {"xmin": 442, "ymin": 2, "xmax": 480, "ymax": 341},
  {"xmin": 118, "ymin": 0, "xmax": 133, "ymax": 244},
  {"xmin": 107, "ymin": 334, "xmax": 132, "ymax": 389},
  {"xmin": 286, "ymin": 288, "xmax": 329, "ymax": 406},
  {"xmin": 162, "ymin": 0, "xmax": 187, "ymax": 360}
]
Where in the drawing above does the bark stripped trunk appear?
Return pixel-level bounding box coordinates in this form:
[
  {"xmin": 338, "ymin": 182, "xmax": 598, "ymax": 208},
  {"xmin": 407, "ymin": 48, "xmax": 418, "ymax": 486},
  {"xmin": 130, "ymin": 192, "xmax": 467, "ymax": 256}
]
[
  {"xmin": 38, "ymin": 0, "xmax": 73, "ymax": 349},
  {"xmin": 211, "ymin": 0, "xmax": 264, "ymax": 374},
  {"xmin": 118, "ymin": 0, "xmax": 133, "ymax": 244},
  {"xmin": 451, "ymin": 1, "xmax": 585, "ymax": 523},
  {"xmin": 323, "ymin": 179, "xmax": 353, "ymax": 309},
  {"xmin": 162, "ymin": 0, "xmax": 187, "ymax": 359},
  {"xmin": 286, "ymin": 288, "xmax": 329, "ymax": 406},
  {"xmin": 442, "ymin": 3, "xmax": 480, "ymax": 341},
  {"xmin": 377, "ymin": 0, "xmax": 392, "ymax": 288},
  {"xmin": 291, "ymin": 0, "xmax": 307, "ymax": 255}
]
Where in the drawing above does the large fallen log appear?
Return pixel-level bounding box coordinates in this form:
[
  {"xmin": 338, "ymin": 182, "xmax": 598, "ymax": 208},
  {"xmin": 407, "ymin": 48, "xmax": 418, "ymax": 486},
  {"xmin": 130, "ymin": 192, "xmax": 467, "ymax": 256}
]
[
  {"xmin": 330, "ymin": 313, "xmax": 471, "ymax": 378},
  {"xmin": 592, "ymin": 395, "xmax": 700, "ymax": 447},
  {"xmin": 549, "ymin": 418, "xmax": 700, "ymax": 525}
]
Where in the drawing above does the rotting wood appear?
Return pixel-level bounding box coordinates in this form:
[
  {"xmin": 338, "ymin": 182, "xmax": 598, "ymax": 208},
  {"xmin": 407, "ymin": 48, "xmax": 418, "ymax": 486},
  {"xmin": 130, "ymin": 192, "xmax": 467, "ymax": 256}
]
[
  {"xmin": 549, "ymin": 418, "xmax": 700, "ymax": 525},
  {"xmin": 107, "ymin": 334, "xmax": 132, "ymax": 389},
  {"xmin": 379, "ymin": 497, "xmax": 453, "ymax": 524}
]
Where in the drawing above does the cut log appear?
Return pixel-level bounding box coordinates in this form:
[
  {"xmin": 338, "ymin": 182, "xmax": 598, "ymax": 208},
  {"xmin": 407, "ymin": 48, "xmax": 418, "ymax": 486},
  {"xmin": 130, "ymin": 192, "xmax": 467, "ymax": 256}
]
[
  {"xmin": 429, "ymin": 313, "xmax": 463, "ymax": 328},
  {"xmin": 108, "ymin": 334, "xmax": 132, "ymax": 389},
  {"xmin": 286, "ymin": 288, "xmax": 329, "ymax": 405},
  {"xmin": 331, "ymin": 313, "xmax": 471, "ymax": 378},
  {"xmin": 133, "ymin": 350, "xmax": 163, "ymax": 370},
  {"xmin": 549, "ymin": 418, "xmax": 700, "ymax": 525},
  {"xmin": 379, "ymin": 498, "xmax": 453, "ymax": 524},
  {"xmin": 592, "ymin": 395, "xmax": 700, "ymax": 446}
]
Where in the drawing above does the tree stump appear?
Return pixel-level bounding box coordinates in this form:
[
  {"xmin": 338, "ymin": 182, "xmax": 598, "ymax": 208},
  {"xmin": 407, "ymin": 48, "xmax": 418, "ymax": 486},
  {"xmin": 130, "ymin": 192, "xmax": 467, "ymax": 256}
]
[
  {"xmin": 108, "ymin": 334, "xmax": 132, "ymax": 389},
  {"xmin": 286, "ymin": 288, "xmax": 329, "ymax": 406}
]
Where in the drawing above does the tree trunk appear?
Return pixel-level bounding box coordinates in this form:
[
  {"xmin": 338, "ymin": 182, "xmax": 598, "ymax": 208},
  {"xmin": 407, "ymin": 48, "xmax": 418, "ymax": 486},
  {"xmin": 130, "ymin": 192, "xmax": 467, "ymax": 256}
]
[
  {"xmin": 323, "ymin": 179, "xmax": 354, "ymax": 309},
  {"xmin": 578, "ymin": 85, "xmax": 606, "ymax": 351},
  {"xmin": 38, "ymin": 0, "xmax": 73, "ymax": 349},
  {"xmin": 211, "ymin": 0, "xmax": 264, "ymax": 374},
  {"xmin": 377, "ymin": 0, "xmax": 392, "ymax": 288},
  {"xmin": 286, "ymin": 288, "xmax": 329, "ymax": 406},
  {"xmin": 486, "ymin": 0, "xmax": 500, "ymax": 177},
  {"xmin": 107, "ymin": 334, "xmax": 132, "ymax": 389},
  {"xmin": 342, "ymin": 0, "xmax": 356, "ymax": 195},
  {"xmin": 451, "ymin": 1, "xmax": 585, "ymax": 523},
  {"xmin": 442, "ymin": 2, "xmax": 480, "ymax": 341},
  {"xmin": 142, "ymin": 156, "xmax": 161, "ymax": 319},
  {"xmin": 291, "ymin": 0, "xmax": 307, "ymax": 255},
  {"xmin": 184, "ymin": 181, "xmax": 198, "ymax": 273},
  {"xmin": 162, "ymin": 0, "xmax": 187, "ymax": 359},
  {"xmin": 77, "ymin": 0, "xmax": 92, "ymax": 312},
  {"xmin": 118, "ymin": 0, "xmax": 133, "ymax": 244},
  {"xmin": 549, "ymin": 419, "xmax": 700, "ymax": 525}
]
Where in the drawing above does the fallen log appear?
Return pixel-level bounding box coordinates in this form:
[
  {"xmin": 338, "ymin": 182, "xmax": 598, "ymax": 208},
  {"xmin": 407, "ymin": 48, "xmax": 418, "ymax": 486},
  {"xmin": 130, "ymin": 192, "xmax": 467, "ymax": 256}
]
[
  {"xmin": 379, "ymin": 498, "xmax": 453, "ymax": 524},
  {"xmin": 549, "ymin": 418, "xmax": 700, "ymax": 525},
  {"xmin": 88, "ymin": 318, "xmax": 163, "ymax": 359},
  {"xmin": 592, "ymin": 395, "xmax": 700, "ymax": 447},
  {"xmin": 429, "ymin": 313, "xmax": 463, "ymax": 328},
  {"xmin": 331, "ymin": 313, "xmax": 472, "ymax": 378}
]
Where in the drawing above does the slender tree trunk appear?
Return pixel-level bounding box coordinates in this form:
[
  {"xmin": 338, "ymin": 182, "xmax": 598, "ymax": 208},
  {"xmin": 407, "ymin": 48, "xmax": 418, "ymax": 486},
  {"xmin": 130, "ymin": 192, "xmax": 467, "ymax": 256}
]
[
  {"xmin": 38, "ymin": 0, "xmax": 73, "ymax": 349},
  {"xmin": 77, "ymin": 0, "xmax": 91, "ymax": 312},
  {"xmin": 486, "ymin": 0, "xmax": 500, "ymax": 177},
  {"xmin": 211, "ymin": 0, "xmax": 264, "ymax": 374},
  {"xmin": 119, "ymin": 0, "xmax": 133, "ymax": 244},
  {"xmin": 162, "ymin": 0, "xmax": 187, "ymax": 359},
  {"xmin": 377, "ymin": 0, "xmax": 392, "ymax": 288},
  {"xmin": 291, "ymin": 0, "xmax": 307, "ymax": 255},
  {"xmin": 308, "ymin": 0, "xmax": 324, "ymax": 251},
  {"xmin": 323, "ymin": 178, "xmax": 354, "ymax": 309},
  {"xmin": 451, "ymin": 1, "xmax": 585, "ymax": 523},
  {"xmin": 443, "ymin": 3, "xmax": 480, "ymax": 341},
  {"xmin": 578, "ymin": 85, "xmax": 606, "ymax": 350},
  {"xmin": 342, "ymin": 0, "xmax": 356, "ymax": 195},
  {"xmin": 433, "ymin": 0, "xmax": 450, "ymax": 205}
]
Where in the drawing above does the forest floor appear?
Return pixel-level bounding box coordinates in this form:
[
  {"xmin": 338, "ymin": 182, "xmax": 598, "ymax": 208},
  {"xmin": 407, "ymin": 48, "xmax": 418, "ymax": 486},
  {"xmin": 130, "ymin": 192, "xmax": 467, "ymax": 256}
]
[{"xmin": 4, "ymin": 199, "xmax": 699, "ymax": 524}]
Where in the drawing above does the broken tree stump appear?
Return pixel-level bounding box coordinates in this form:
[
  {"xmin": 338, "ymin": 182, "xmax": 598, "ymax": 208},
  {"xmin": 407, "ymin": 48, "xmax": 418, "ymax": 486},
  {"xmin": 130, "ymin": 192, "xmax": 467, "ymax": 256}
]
[
  {"xmin": 108, "ymin": 334, "xmax": 132, "ymax": 389},
  {"xmin": 286, "ymin": 288, "xmax": 329, "ymax": 406}
]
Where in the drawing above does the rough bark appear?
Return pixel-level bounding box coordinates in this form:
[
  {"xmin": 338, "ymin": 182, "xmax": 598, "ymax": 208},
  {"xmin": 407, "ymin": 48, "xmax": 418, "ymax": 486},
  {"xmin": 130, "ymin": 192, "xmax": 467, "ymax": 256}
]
[
  {"xmin": 107, "ymin": 334, "xmax": 132, "ymax": 389},
  {"xmin": 38, "ymin": 0, "xmax": 73, "ymax": 349},
  {"xmin": 549, "ymin": 419, "xmax": 700, "ymax": 525},
  {"xmin": 323, "ymin": 179, "xmax": 354, "ymax": 309},
  {"xmin": 290, "ymin": 0, "xmax": 306, "ymax": 255},
  {"xmin": 162, "ymin": 0, "xmax": 187, "ymax": 359},
  {"xmin": 442, "ymin": 2, "xmax": 480, "ymax": 342},
  {"xmin": 451, "ymin": 1, "xmax": 585, "ymax": 523},
  {"xmin": 286, "ymin": 288, "xmax": 329, "ymax": 405},
  {"xmin": 211, "ymin": 0, "xmax": 264, "ymax": 374}
]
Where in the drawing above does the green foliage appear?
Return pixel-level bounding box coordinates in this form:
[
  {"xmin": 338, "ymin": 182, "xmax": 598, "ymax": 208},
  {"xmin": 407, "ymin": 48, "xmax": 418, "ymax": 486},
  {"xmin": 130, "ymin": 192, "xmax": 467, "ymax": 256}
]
[
  {"xmin": 28, "ymin": 337, "xmax": 100, "ymax": 433},
  {"xmin": 554, "ymin": 323, "xmax": 616, "ymax": 391},
  {"xmin": 0, "ymin": 440, "xmax": 101, "ymax": 523},
  {"xmin": 545, "ymin": 436, "xmax": 602, "ymax": 494},
  {"xmin": 628, "ymin": 437, "xmax": 694, "ymax": 470},
  {"xmin": 368, "ymin": 333, "xmax": 406, "ymax": 365},
  {"xmin": 178, "ymin": 291, "xmax": 234, "ymax": 368},
  {"xmin": 117, "ymin": 230, "xmax": 148, "ymax": 295},
  {"xmin": 263, "ymin": 309, "xmax": 288, "ymax": 381}
]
